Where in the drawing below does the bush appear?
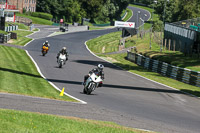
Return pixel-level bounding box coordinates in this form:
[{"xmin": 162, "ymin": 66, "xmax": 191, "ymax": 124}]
[
  {"xmin": 153, "ymin": 20, "xmax": 163, "ymax": 32},
  {"xmin": 31, "ymin": 12, "xmax": 53, "ymax": 20},
  {"xmin": 23, "ymin": 8, "xmax": 26, "ymax": 14}
]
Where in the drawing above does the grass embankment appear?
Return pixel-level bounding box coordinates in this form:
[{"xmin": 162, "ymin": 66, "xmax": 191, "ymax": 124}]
[
  {"xmin": 86, "ymin": 31, "xmax": 200, "ymax": 97},
  {"xmin": 6, "ymin": 22, "xmax": 30, "ymax": 30},
  {"xmin": 9, "ymin": 30, "xmax": 33, "ymax": 46},
  {"xmin": 0, "ymin": 22, "xmax": 76, "ymax": 102},
  {"xmin": 16, "ymin": 13, "xmax": 53, "ymax": 25},
  {"xmin": 0, "ymin": 109, "xmax": 151, "ymax": 133},
  {"xmin": 122, "ymin": 8, "xmax": 133, "ymax": 22},
  {"xmin": 0, "ymin": 45, "xmax": 76, "ymax": 102},
  {"xmin": 6, "ymin": 22, "xmax": 39, "ymax": 46},
  {"xmin": 0, "ymin": 30, "xmax": 8, "ymax": 34}
]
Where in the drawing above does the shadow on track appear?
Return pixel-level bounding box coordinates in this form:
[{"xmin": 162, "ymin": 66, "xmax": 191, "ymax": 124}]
[
  {"xmin": 72, "ymin": 60, "xmax": 122, "ymax": 70},
  {"xmin": 47, "ymin": 78, "xmax": 184, "ymax": 94}
]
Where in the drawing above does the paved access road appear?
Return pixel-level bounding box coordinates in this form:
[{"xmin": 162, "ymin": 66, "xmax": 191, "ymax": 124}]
[{"xmin": 1, "ymin": 6, "xmax": 200, "ymax": 133}]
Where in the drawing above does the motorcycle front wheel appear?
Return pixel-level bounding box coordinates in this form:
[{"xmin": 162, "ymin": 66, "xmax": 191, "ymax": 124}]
[
  {"xmin": 59, "ymin": 61, "xmax": 63, "ymax": 68},
  {"xmin": 42, "ymin": 51, "xmax": 46, "ymax": 56}
]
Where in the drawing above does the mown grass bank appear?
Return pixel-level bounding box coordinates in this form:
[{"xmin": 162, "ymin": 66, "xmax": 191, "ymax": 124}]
[
  {"xmin": 16, "ymin": 13, "xmax": 53, "ymax": 25},
  {"xmin": 0, "ymin": 23, "xmax": 76, "ymax": 102},
  {"xmin": 6, "ymin": 22, "xmax": 30, "ymax": 30},
  {"xmin": 0, "ymin": 45, "xmax": 76, "ymax": 102},
  {"xmin": 8, "ymin": 30, "xmax": 33, "ymax": 46},
  {"xmin": 122, "ymin": 8, "xmax": 133, "ymax": 22},
  {"xmin": 0, "ymin": 109, "xmax": 152, "ymax": 133}
]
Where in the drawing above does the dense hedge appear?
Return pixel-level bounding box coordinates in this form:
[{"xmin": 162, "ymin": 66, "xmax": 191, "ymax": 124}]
[{"xmin": 31, "ymin": 12, "xmax": 53, "ymax": 20}]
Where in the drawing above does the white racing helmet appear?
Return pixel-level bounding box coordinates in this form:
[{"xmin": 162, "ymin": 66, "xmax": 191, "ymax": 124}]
[
  {"xmin": 62, "ymin": 47, "xmax": 67, "ymax": 50},
  {"xmin": 97, "ymin": 64, "xmax": 104, "ymax": 70}
]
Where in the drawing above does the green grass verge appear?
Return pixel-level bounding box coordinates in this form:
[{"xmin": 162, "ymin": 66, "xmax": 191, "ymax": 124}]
[
  {"xmin": 89, "ymin": 26, "xmax": 104, "ymax": 30},
  {"xmin": 0, "ymin": 45, "xmax": 76, "ymax": 102},
  {"xmin": 0, "ymin": 109, "xmax": 152, "ymax": 133},
  {"xmin": 0, "ymin": 30, "xmax": 8, "ymax": 35},
  {"xmin": 6, "ymin": 22, "xmax": 29, "ymax": 30},
  {"xmin": 125, "ymin": 33, "xmax": 200, "ymax": 72},
  {"xmin": 8, "ymin": 30, "xmax": 33, "ymax": 46},
  {"xmin": 122, "ymin": 8, "xmax": 133, "ymax": 22},
  {"xmin": 16, "ymin": 13, "xmax": 53, "ymax": 25},
  {"xmin": 87, "ymin": 31, "xmax": 138, "ymax": 53},
  {"xmin": 86, "ymin": 31, "xmax": 200, "ymax": 97},
  {"xmin": 1, "ymin": 24, "xmax": 76, "ymax": 102},
  {"xmin": 87, "ymin": 31, "xmax": 121, "ymax": 53},
  {"xmin": 33, "ymin": 28, "xmax": 39, "ymax": 31}
]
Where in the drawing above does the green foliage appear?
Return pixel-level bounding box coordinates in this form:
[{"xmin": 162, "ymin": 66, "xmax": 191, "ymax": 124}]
[
  {"xmin": 130, "ymin": 0, "xmax": 151, "ymax": 5},
  {"xmin": 131, "ymin": 0, "xmax": 200, "ymax": 22},
  {"xmin": 174, "ymin": 0, "xmax": 200, "ymax": 21},
  {"xmin": 152, "ymin": 20, "xmax": 163, "ymax": 32},
  {"xmin": 23, "ymin": 8, "xmax": 26, "ymax": 14},
  {"xmin": 36, "ymin": 0, "xmax": 129, "ymax": 24},
  {"xmin": 31, "ymin": 12, "xmax": 53, "ymax": 20}
]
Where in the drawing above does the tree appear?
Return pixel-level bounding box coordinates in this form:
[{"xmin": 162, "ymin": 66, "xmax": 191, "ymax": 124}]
[
  {"xmin": 175, "ymin": 0, "xmax": 200, "ymax": 21},
  {"xmin": 78, "ymin": 0, "xmax": 104, "ymax": 22},
  {"xmin": 153, "ymin": 0, "xmax": 200, "ymax": 22},
  {"xmin": 153, "ymin": 0, "xmax": 176, "ymax": 23},
  {"xmin": 37, "ymin": 0, "xmax": 130, "ymax": 24}
]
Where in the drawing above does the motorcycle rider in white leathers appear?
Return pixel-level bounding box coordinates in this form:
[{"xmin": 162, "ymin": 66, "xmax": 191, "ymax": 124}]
[{"xmin": 83, "ymin": 64, "xmax": 104, "ymax": 87}]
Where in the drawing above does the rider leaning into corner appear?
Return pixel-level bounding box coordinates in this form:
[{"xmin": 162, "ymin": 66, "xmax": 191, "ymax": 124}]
[
  {"xmin": 83, "ymin": 64, "xmax": 105, "ymax": 87},
  {"xmin": 56, "ymin": 47, "xmax": 69, "ymax": 64}
]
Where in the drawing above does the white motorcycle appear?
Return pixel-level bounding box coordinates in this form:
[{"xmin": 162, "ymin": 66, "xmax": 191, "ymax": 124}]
[
  {"xmin": 58, "ymin": 53, "xmax": 67, "ymax": 68},
  {"xmin": 83, "ymin": 73, "xmax": 103, "ymax": 95}
]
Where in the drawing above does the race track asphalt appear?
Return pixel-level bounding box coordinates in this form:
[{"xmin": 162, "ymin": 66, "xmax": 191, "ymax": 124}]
[{"xmin": 1, "ymin": 6, "xmax": 200, "ymax": 133}]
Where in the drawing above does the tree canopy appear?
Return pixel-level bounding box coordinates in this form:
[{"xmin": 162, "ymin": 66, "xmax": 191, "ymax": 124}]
[
  {"xmin": 130, "ymin": 0, "xmax": 200, "ymax": 23},
  {"xmin": 36, "ymin": 0, "xmax": 129, "ymax": 23}
]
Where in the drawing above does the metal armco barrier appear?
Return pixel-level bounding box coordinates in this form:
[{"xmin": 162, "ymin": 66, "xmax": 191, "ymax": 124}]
[
  {"xmin": 127, "ymin": 51, "xmax": 200, "ymax": 87},
  {"xmin": 0, "ymin": 33, "xmax": 11, "ymax": 43},
  {"xmin": 5, "ymin": 25, "xmax": 18, "ymax": 32}
]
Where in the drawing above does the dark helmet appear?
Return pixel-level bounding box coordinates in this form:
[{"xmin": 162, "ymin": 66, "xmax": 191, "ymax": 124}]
[{"xmin": 97, "ymin": 64, "xmax": 104, "ymax": 71}]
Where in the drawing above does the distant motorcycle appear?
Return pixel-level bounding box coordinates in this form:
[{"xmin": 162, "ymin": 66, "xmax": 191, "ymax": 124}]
[
  {"xmin": 58, "ymin": 53, "xmax": 67, "ymax": 68},
  {"xmin": 42, "ymin": 46, "xmax": 49, "ymax": 56},
  {"xmin": 83, "ymin": 73, "xmax": 103, "ymax": 95}
]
